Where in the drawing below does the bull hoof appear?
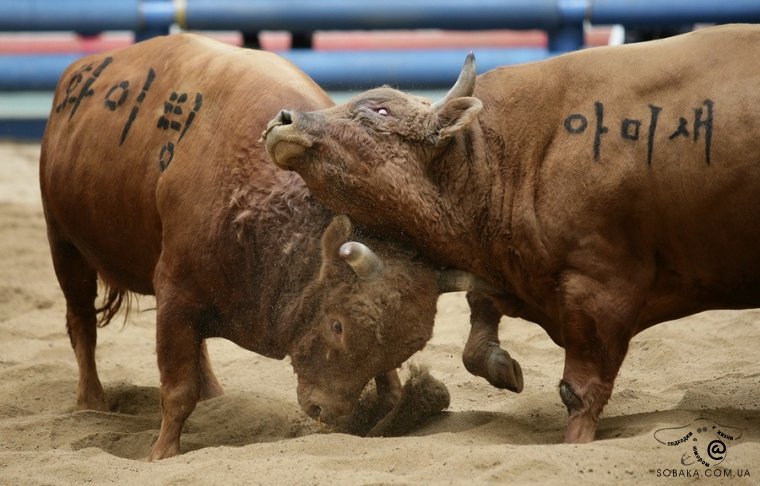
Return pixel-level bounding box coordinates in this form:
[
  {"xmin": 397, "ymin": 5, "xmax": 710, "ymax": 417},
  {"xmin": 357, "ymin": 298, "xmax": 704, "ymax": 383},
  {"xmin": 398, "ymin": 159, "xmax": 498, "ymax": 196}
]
[
  {"xmin": 149, "ymin": 443, "xmax": 180, "ymax": 461},
  {"xmin": 485, "ymin": 344, "xmax": 524, "ymax": 393},
  {"xmin": 76, "ymin": 392, "xmax": 109, "ymax": 412}
]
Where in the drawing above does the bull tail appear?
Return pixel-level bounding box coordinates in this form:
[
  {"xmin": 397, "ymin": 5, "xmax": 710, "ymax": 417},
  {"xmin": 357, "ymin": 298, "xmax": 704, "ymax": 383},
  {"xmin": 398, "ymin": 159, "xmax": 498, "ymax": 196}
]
[{"xmin": 95, "ymin": 282, "xmax": 132, "ymax": 328}]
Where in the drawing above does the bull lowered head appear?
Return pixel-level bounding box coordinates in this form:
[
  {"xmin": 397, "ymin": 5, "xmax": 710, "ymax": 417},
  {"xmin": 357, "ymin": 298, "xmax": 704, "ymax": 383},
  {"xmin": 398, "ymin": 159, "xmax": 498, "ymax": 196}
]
[
  {"xmin": 263, "ymin": 54, "xmax": 483, "ymax": 231},
  {"xmin": 289, "ymin": 214, "xmax": 489, "ymax": 429}
]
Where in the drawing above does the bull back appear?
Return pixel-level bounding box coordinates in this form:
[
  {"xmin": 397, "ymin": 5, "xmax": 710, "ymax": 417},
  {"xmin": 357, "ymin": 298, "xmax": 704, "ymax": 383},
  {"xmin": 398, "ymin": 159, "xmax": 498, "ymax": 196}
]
[{"xmin": 40, "ymin": 33, "xmax": 331, "ymax": 295}]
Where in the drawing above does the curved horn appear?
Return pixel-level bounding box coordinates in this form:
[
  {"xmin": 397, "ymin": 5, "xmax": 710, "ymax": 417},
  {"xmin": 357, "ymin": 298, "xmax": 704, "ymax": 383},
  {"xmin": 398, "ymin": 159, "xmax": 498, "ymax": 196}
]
[
  {"xmin": 432, "ymin": 52, "xmax": 477, "ymax": 109},
  {"xmin": 339, "ymin": 242, "xmax": 384, "ymax": 280},
  {"xmin": 437, "ymin": 269, "xmax": 502, "ymax": 295}
]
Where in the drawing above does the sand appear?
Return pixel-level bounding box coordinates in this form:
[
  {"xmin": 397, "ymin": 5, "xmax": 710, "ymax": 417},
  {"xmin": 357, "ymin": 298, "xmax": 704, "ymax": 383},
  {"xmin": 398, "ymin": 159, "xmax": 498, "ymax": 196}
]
[{"xmin": 0, "ymin": 141, "xmax": 757, "ymax": 485}]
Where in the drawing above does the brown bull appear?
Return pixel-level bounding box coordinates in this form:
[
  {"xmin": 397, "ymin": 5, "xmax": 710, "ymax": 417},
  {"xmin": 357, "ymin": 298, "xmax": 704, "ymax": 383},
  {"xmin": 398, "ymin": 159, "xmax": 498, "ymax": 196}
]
[
  {"xmin": 264, "ymin": 24, "xmax": 760, "ymax": 443},
  {"xmin": 39, "ymin": 34, "xmax": 504, "ymax": 460}
]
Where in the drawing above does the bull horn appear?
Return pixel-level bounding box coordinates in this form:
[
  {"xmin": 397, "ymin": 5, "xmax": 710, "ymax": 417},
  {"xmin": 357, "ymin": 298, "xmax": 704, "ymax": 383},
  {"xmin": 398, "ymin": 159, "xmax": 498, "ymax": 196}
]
[
  {"xmin": 339, "ymin": 242, "xmax": 384, "ymax": 279},
  {"xmin": 432, "ymin": 52, "xmax": 477, "ymax": 109},
  {"xmin": 437, "ymin": 269, "xmax": 502, "ymax": 295}
]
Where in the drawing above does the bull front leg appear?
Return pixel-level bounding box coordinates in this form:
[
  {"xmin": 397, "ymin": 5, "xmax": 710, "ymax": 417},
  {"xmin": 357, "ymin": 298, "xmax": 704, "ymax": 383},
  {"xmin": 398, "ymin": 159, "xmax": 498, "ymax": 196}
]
[
  {"xmin": 373, "ymin": 369, "xmax": 402, "ymax": 419},
  {"xmin": 342, "ymin": 369, "xmax": 402, "ymax": 436},
  {"xmin": 462, "ymin": 292, "xmax": 523, "ymax": 393},
  {"xmin": 559, "ymin": 310, "xmax": 629, "ymax": 443},
  {"xmin": 557, "ymin": 257, "xmax": 651, "ymax": 443}
]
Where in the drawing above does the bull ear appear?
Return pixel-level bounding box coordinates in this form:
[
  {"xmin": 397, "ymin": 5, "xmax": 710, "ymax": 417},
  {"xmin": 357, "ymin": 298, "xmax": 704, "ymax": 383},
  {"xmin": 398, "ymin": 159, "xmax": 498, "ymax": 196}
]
[
  {"xmin": 319, "ymin": 215, "xmax": 353, "ymax": 279},
  {"xmin": 432, "ymin": 97, "xmax": 483, "ymax": 143}
]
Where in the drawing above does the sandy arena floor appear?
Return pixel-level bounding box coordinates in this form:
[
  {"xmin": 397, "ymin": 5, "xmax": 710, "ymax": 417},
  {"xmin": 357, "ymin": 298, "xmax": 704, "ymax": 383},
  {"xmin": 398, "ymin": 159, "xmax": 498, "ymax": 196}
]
[{"xmin": 0, "ymin": 141, "xmax": 757, "ymax": 484}]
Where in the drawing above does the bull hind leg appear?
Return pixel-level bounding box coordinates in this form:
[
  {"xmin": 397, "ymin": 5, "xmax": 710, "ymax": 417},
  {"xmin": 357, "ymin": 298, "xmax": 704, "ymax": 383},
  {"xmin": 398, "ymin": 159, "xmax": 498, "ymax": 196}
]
[
  {"xmin": 47, "ymin": 235, "xmax": 107, "ymax": 411},
  {"xmin": 198, "ymin": 340, "xmax": 224, "ymax": 400},
  {"xmin": 461, "ymin": 292, "xmax": 523, "ymax": 393}
]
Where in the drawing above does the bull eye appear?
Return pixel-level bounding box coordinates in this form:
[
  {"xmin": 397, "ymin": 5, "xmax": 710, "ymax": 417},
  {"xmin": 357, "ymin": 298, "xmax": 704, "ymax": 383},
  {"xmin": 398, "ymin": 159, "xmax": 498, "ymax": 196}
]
[
  {"xmin": 373, "ymin": 107, "xmax": 389, "ymax": 116},
  {"xmin": 332, "ymin": 321, "xmax": 343, "ymax": 335}
]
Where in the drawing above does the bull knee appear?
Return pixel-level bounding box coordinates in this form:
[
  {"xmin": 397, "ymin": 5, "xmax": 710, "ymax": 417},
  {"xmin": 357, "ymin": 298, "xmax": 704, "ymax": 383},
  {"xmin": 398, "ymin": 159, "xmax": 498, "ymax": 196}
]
[{"xmin": 559, "ymin": 379, "xmax": 583, "ymax": 414}]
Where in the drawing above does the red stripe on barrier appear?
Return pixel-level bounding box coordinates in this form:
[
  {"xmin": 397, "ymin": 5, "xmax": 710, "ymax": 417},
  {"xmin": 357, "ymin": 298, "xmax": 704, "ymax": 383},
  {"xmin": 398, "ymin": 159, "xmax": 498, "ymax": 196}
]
[{"xmin": 0, "ymin": 28, "xmax": 610, "ymax": 54}]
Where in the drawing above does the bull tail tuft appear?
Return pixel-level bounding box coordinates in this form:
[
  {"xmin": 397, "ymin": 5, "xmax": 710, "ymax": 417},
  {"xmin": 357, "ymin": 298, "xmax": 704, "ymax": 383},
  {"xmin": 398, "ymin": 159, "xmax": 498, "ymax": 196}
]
[{"xmin": 95, "ymin": 282, "xmax": 132, "ymax": 328}]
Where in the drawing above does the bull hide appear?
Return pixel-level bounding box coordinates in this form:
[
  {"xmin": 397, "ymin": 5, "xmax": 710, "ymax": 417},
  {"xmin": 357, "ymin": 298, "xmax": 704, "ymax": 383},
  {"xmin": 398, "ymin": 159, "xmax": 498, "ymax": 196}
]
[
  {"xmin": 263, "ymin": 24, "xmax": 760, "ymax": 444},
  {"xmin": 39, "ymin": 33, "xmax": 483, "ymax": 460}
]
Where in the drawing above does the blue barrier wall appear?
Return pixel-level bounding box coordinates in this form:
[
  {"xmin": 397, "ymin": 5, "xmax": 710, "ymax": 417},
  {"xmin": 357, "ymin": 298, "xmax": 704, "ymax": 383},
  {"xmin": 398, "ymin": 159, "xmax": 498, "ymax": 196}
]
[
  {"xmin": 2, "ymin": 0, "xmax": 760, "ymax": 90},
  {"xmin": 2, "ymin": 0, "xmax": 760, "ymax": 138},
  {"xmin": 0, "ymin": 48, "xmax": 552, "ymax": 92}
]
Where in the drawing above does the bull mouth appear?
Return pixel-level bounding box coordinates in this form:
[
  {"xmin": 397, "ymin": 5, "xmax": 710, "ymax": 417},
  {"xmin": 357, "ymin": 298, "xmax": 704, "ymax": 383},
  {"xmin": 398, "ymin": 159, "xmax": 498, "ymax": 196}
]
[{"xmin": 262, "ymin": 123, "xmax": 315, "ymax": 169}]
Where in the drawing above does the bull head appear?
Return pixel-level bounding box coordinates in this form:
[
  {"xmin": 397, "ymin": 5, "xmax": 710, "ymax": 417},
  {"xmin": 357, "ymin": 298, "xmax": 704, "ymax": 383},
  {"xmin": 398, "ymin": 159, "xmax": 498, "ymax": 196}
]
[
  {"xmin": 261, "ymin": 53, "xmax": 483, "ymax": 171},
  {"xmin": 293, "ymin": 214, "xmax": 506, "ymax": 428}
]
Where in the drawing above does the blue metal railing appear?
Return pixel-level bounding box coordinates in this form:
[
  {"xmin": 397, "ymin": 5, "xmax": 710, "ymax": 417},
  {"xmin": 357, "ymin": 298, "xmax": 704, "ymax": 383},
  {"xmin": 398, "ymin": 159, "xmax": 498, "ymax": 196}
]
[
  {"xmin": 1, "ymin": 0, "xmax": 759, "ymax": 138},
  {"xmin": 2, "ymin": 0, "xmax": 760, "ymax": 91}
]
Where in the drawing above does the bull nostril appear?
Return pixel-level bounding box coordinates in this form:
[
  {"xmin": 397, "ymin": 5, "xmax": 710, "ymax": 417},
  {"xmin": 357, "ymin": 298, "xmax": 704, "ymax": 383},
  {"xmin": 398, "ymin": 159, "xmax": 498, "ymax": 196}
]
[
  {"xmin": 279, "ymin": 110, "xmax": 293, "ymax": 125},
  {"xmin": 308, "ymin": 404, "xmax": 321, "ymax": 419}
]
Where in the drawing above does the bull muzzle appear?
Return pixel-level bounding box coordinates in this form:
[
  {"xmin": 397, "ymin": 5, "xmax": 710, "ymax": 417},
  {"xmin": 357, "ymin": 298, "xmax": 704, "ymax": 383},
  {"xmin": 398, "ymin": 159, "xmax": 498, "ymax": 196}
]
[
  {"xmin": 296, "ymin": 382, "xmax": 354, "ymax": 428},
  {"xmin": 261, "ymin": 110, "xmax": 315, "ymax": 169}
]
